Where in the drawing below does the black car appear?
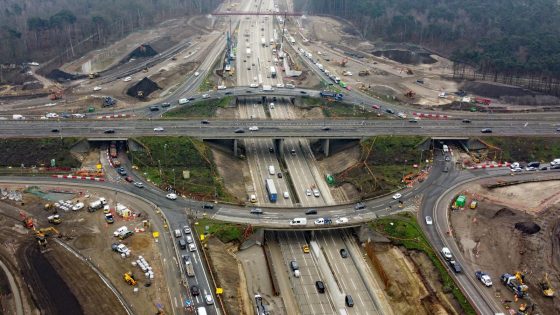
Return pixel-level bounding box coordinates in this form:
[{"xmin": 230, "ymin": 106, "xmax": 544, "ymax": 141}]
[
  {"xmin": 191, "ymin": 285, "xmax": 200, "ymax": 296},
  {"xmin": 268, "ymin": 147, "xmax": 275, "ymax": 153},
  {"xmin": 187, "ymin": 97, "xmax": 196, "ymax": 101},
  {"xmin": 408, "ymin": 119, "xmax": 418, "ymax": 123},
  {"xmin": 340, "ymin": 248, "xmax": 348, "ymax": 258},
  {"xmin": 234, "ymin": 129, "xmax": 245, "ymax": 133},
  {"xmin": 51, "ymin": 128, "xmax": 60, "ymax": 133},
  {"xmin": 277, "ymin": 172, "xmax": 283, "ymax": 178},
  {"xmin": 449, "ymin": 260, "xmax": 462, "ymax": 273},
  {"xmin": 246, "ymin": 90, "xmax": 252, "ymax": 93},
  {"xmin": 444, "ymin": 155, "xmax": 451, "ymax": 161},
  {"xmin": 300, "ymin": 91, "xmax": 307, "ymax": 94},
  {"xmin": 385, "ymin": 108, "xmax": 395, "ymax": 114},
  {"xmin": 202, "ymin": 204, "xmax": 214, "ymax": 209},
  {"xmin": 225, "ymin": 91, "xmax": 233, "ymax": 95},
  {"xmin": 201, "ymin": 120, "xmax": 210, "ymax": 124},
  {"xmin": 462, "ymin": 119, "xmax": 471, "ymax": 123},
  {"xmin": 149, "ymin": 106, "xmax": 159, "ymax": 111},
  {"xmin": 481, "ymin": 128, "xmax": 492, "ymax": 133},
  {"xmin": 321, "ymin": 127, "xmax": 331, "ymax": 131},
  {"xmin": 305, "ymin": 209, "xmax": 317, "ymax": 215},
  {"xmin": 104, "ymin": 129, "xmax": 115, "ymax": 134}
]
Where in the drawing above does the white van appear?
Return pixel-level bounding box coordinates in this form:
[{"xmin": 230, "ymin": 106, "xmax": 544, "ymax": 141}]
[
  {"xmin": 290, "ymin": 218, "xmax": 307, "ymax": 226},
  {"xmin": 268, "ymin": 165, "xmax": 275, "ymax": 175},
  {"xmin": 178, "ymin": 98, "xmax": 189, "ymax": 104},
  {"xmin": 174, "ymin": 229, "xmax": 182, "ymax": 238},
  {"xmin": 443, "ymin": 144, "xmax": 449, "ymax": 153},
  {"xmin": 551, "ymin": 158, "xmax": 560, "ymax": 166},
  {"xmin": 196, "ymin": 307, "xmax": 207, "ymax": 315}
]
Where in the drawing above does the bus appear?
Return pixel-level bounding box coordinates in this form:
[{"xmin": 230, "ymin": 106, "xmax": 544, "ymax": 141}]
[{"xmin": 265, "ymin": 179, "xmax": 277, "ymax": 202}]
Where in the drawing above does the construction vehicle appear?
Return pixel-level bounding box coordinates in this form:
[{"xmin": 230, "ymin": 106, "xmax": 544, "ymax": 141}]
[
  {"xmin": 338, "ymin": 57, "xmax": 348, "ymax": 67},
  {"xmin": 404, "ymin": 90, "xmax": 416, "ymax": 98},
  {"xmin": 48, "ymin": 215, "xmax": 62, "ymax": 225},
  {"xmin": 123, "ymin": 272, "xmax": 137, "ymax": 286},
  {"xmin": 501, "ymin": 273, "xmax": 529, "ymax": 298},
  {"xmin": 35, "ymin": 227, "xmax": 60, "ymax": 247},
  {"xmin": 20, "ymin": 212, "xmax": 34, "ymax": 229},
  {"xmin": 103, "ymin": 96, "xmax": 116, "ymax": 107},
  {"xmin": 358, "ymin": 70, "xmax": 370, "ymax": 76},
  {"xmin": 48, "ymin": 88, "xmax": 63, "ymax": 100},
  {"xmin": 89, "ymin": 72, "xmax": 100, "ymax": 79},
  {"xmin": 320, "ymin": 91, "xmax": 343, "ymax": 101},
  {"xmin": 539, "ymin": 273, "xmax": 555, "ymax": 297}
]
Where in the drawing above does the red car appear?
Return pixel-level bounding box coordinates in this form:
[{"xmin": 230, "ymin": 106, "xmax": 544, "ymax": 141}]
[
  {"xmin": 371, "ymin": 104, "xmax": 380, "ymax": 109},
  {"xmin": 125, "ymin": 176, "xmax": 133, "ymax": 183}
]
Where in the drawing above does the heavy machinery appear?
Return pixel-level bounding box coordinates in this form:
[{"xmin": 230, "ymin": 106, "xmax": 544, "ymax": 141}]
[
  {"xmin": 501, "ymin": 273, "xmax": 529, "ymax": 298},
  {"xmin": 89, "ymin": 72, "xmax": 100, "ymax": 79},
  {"xmin": 404, "ymin": 90, "xmax": 416, "ymax": 98},
  {"xmin": 358, "ymin": 70, "xmax": 370, "ymax": 76},
  {"xmin": 123, "ymin": 272, "xmax": 137, "ymax": 286},
  {"xmin": 539, "ymin": 273, "xmax": 555, "ymax": 297},
  {"xmin": 48, "ymin": 215, "xmax": 62, "ymax": 225},
  {"xmin": 338, "ymin": 57, "xmax": 348, "ymax": 67},
  {"xmin": 35, "ymin": 227, "xmax": 60, "ymax": 247},
  {"xmin": 20, "ymin": 211, "xmax": 34, "ymax": 229},
  {"xmin": 48, "ymin": 88, "xmax": 63, "ymax": 100}
]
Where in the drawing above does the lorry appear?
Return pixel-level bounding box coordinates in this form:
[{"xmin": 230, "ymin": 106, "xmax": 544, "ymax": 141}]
[
  {"xmin": 262, "ymin": 85, "xmax": 273, "ymax": 92},
  {"xmin": 320, "ymin": 91, "xmax": 343, "ymax": 101},
  {"xmin": 290, "ymin": 218, "xmax": 307, "ymax": 226},
  {"xmin": 12, "ymin": 114, "xmax": 25, "ymax": 120},
  {"xmin": 289, "ymin": 36, "xmax": 295, "ymax": 44},
  {"xmin": 183, "ymin": 255, "xmax": 195, "ymax": 277},
  {"xmin": 265, "ymin": 179, "xmax": 277, "ymax": 202},
  {"xmin": 270, "ymin": 66, "xmax": 276, "ymax": 78},
  {"xmin": 501, "ymin": 273, "xmax": 529, "ymax": 298},
  {"xmin": 88, "ymin": 197, "xmax": 107, "ymax": 211}
]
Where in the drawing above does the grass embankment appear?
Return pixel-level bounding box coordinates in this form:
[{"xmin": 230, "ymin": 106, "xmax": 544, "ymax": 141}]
[
  {"xmin": 335, "ymin": 136, "xmax": 426, "ymax": 198},
  {"xmin": 163, "ymin": 97, "xmax": 233, "ymax": 118},
  {"xmin": 198, "ymin": 73, "xmax": 215, "ymax": 92},
  {"xmin": 194, "ymin": 218, "xmax": 245, "ymax": 243},
  {"xmin": 300, "ymin": 98, "xmax": 385, "ymax": 119},
  {"xmin": 371, "ymin": 213, "xmax": 476, "ymax": 315},
  {"xmin": 129, "ymin": 137, "xmax": 235, "ymax": 202},
  {"xmin": 0, "ymin": 138, "xmax": 81, "ymax": 168},
  {"xmin": 482, "ymin": 137, "xmax": 560, "ymax": 162}
]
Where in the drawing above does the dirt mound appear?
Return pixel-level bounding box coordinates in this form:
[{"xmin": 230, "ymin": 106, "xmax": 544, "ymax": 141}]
[
  {"xmin": 126, "ymin": 44, "xmax": 158, "ymax": 61},
  {"xmin": 372, "ymin": 50, "xmax": 437, "ymax": 65},
  {"xmin": 22, "ymin": 81, "xmax": 44, "ymax": 90},
  {"xmin": 126, "ymin": 77, "xmax": 160, "ymax": 99},
  {"xmin": 46, "ymin": 69, "xmax": 85, "ymax": 82},
  {"xmin": 460, "ymin": 81, "xmax": 535, "ymax": 98},
  {"xmin": 492, "ymin": 207, "xmax": 516, "ymax": 219},
  {"xmin": 514, "ymin": 221, "xmax": 541, "ymax": 234}
]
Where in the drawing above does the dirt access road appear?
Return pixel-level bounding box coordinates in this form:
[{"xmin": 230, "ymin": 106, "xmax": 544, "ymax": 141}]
[{"xmin": 451, "ymin": 179, "xmax": 560, "ymax": 314}]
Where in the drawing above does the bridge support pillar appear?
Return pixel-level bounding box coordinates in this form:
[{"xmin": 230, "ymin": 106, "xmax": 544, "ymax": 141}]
[
  {"xmin": 233, "ymin": 139, "xmax": 238, "ymax": 157},
  {"xmin": 275, "ymin": 139, "xmax": 284, "ymax": 157},
  {"xmin": 322, "ymin": 139, "xmax": 330, "ymax": 157}
]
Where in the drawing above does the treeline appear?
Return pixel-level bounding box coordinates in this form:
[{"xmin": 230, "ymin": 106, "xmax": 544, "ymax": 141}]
[
  {"xmin": 296, "ymin": 0, "xmax": 560, "ymax": 79},
  {"xmin": 0, "ymin": 0, "xmax": 220, "ymax": 64}
]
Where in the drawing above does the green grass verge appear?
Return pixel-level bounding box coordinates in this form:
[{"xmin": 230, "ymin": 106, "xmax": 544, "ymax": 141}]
[
  {"xmin": 198, "ymin": 73, "xmax": 215, "ymax": 92},
  {"xmin": 129, "ymin": 137, "xmax": 236, "ymax": 202},
  {"xmin": 482, "ymin": 137, "xmax": 560, "ymax": 162},
  {"xmin": 194, "ymin": 218, "xmax": 245, "ymax": 243},
  {"xmin": 0, "ymin": 138, "xmax": 81, "ymax": 167},
  {"xmin": 163, "ymin": 97, "xmax": 233, "ymax": 118},
  {"xmin": 371, "ymin": 213, "xmax": 476, "ymax": 315},
  {"xmin": 300, "ymin": 98, "xmax": 386, "ymax": 119}
]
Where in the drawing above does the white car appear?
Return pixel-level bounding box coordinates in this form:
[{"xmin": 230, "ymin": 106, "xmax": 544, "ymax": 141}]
[
  {"xmin": 283, "ymin": 191, "xmax": 289, "ymax": 199},
  {"xmin": 29, "ymin": 62, "xmax": 39, "ymax": 66},
  {"xmin": 72, "ymin": 114, "xmax": 85, "ymax": 118},
  {"xmin": 46, "ymin": 112, "xmax": 59, "ymax": 118},
  {"xmin": 202, "ymin": 94, "xmax": 210, "ymax": 99},
  {"xmin": 166, "ymin": 193, "xmax": 177, "ymax": 200},
  {"xmin": 335, "ymin": 217, "xmax": 349, "ymax": 224},
  {"xmin": 441, "ymin": 247, "xmax": 452, "ymax": 260},
  {"xmin": 153, "ymin": 127, "xmax": 165, "ymax": 132},
  {"xmin": 511, "ymin": 167, "xmax": 523, "ymax": 172},
  {"xmin": 194, "ymin": 71, "xmax": 200, "ymax": 76},
  {"xmin": 305, "ymin": 189, "xmax": 312, "ymax": 196},
  {"xmin": 475, "ymin": 271, "xmax": 493, "ymax": 287},
  {"xmin": 123, "ymin": 76, "xmax": 132, "ymax": 82},
  {"xmin": 205, "ymin": 294, "xmax": 214, "ymax": 305},
  {"xmin": 392, "ymin": 193, "xmax": 402, "ymax": 200},
  {"xmin": 312, "ymin": 189, "xmax": 320, "ymax": 197},
  {"xmin": 276, "ymin": 83, "xmax": 285, "ymax": 88},
  {"xmin": 249, "ymin": 126, "xmax": 259, "ymax": 131},
  {"xmin": 249, "ymin": 83, "xmax": 258, "ymax": 88},
  {"xmin": 314, "ymin": 218, "xmax": 326, "ymax": 225},
  {"xmin": 93, "ymin": 86, "xmax": 102, "ymax": 91},
  {"xmin": 189, "ymin": 243, "xmax": 197, "ymax": 252},
  {"xmin": 425, "ymin": 216, "xmax": 433, "ymax": 225},
  {"xmin": 72, "ymin": 202, "xmax": 84, "ymax": 211}
]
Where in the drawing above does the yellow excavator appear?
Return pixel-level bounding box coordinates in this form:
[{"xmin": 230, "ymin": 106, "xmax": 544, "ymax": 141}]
[
  {"xmin": 123, "ymin": 272, "xmax": 137, "ymax": 286},
  {"xmin": 539, "ymin": 273, "xmax": 555, "ymax": 297},
  {"xmin": 35, "ymin": 227, "xmax": 60, "ymax": 247}
]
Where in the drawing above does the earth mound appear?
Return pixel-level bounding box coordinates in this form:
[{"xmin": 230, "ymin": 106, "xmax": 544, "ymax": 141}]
[
  {"xmin": 492, "ymin": 208, "xmax": 516, "ymax": 219},
  {"xmin": 127, "ymin": 44, "xmax": 158, "ymax": 61},
  {"xmin": 46, "ymin": 69, "xmax": 84, "ymax": 82},
  {"xmin": 126, "ymin": 77, "xmax": 160, "ymax": 99},
  {"xmin": 372, "ymin": 49, "xmax": 436, "ymax": 65},
  {"xmin": 514, "ymin": 221, "xmax": 541, "ymax": 234}
]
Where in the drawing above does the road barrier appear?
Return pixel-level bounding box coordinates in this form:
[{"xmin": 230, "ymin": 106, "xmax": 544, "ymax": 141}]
[
  {"xmin": 412, "ymin": 112, "xmax": 450, "ymax": 119},
  {"xmin": 466, "ymin": 162, "xmax": 511, "ymax": 169},
  {"xmin": 51, "ymin": 175, "xmax": 104, "ymax": 181},
  {"xmin": 96, "ymin": 114, "xmax": 129, "ymax": 119}
]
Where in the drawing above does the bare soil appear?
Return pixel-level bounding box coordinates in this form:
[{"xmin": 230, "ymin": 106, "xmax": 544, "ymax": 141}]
[
  {"xmin": 210, "ymin": 147, "xmax": 247, "ymax": 203},
  {"xmin": 451, "ymin": 180, "xmax": 560, "ymax": 314}
]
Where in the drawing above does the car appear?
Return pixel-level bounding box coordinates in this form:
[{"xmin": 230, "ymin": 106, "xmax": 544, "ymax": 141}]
[
  {"xmin": 283, "ymin": 191, "xmax": 289, "ymax": 199},
  {"xmin": 302, "ymin": 245, "xmax": 310, "ymax": 253},
  {"xmin": 153, "ymin": 127, "xmax": 165, "ymax": 132},
  {"xmin": 125, "ymin": 176, "xmax": 133, "ymax": 183},
  {"xmin": 340, "ymin": 248, "xmax": 348, "ymax": 258},
  {"xmin": 249, "ymin": 83, "xmax": 258, "ymax": 87},
  {"xmin": 117, "ymin": 168, "xmax": 127, "ymax": 176},
  {"xmin": 104, "ymin": 129, "xmax": 115, "ymax": 134},
  {"xmin": 149, "ymin": 106, "xmax": 159, "ymax": 111},
  {"xmin": 187, "ymin": 97, "xmax": 196, "ymax": 101},
  {"xmin": 475, "ymin": 271, "xmax": 493, "ymax": 286},
  {"xmin": 449, "ymin": 260, "xmax": 462, "ymax": 273},
  {"xmin": 385, "ymin": 108, "xmax": 395, "ymax": 114},
  {"xmin": 305, "ymin": 209, "xmax": 317, "ymax": 215},
  {"xmin": 277, "ymin": 172, "xmax": 282, "ymax": 178},
  {"xmin": 202, "ymin": 94, "xmax": 210, "ymax": 99},
  {"xmin": 290, "ymin": 149, "xmax": 296, "ymax": 155},
  {"xmin": 300, "ymin": 91, "xmax": 307, "ymax": 94},
  {"xmin": 166, "ymin": 193, "xmax": 177, "ymax": 200},
  {"xmin": 250, "ymin": 208, "xmax": 263, "ymax": 214},
  {"xmin": 123, "ymin": 77, "xmax": 132, "ymax": 82},
  {"xmin": 72, "ymin": 202, "xmax": 84, "ymax": 211},
  {"xmin": 205, "ymin": 294, "xmax": 214, "ymax": 305},
  {"xmin": 354, "ymin": 202, "xmax": 366, "ymax": 210},
  {"xmin": 191, "ymin": 285, "xmax": 200, "ymax": 296},
  {"xmin": 202, "ymin": 204, "xmax": 214, "ymax": 209},
  {"xmin": 161, "ymin": 102, "xmax": 171, "ymax": 107},
  {"xmin": 93, "ymin": 86, "xmax": 102, "ymax": 91},
  {"xmin": 372, "ymin": 104, "xmax": 380, "ymax": 109},
  {"xmin": 335, "ymin": 217, "xmax": 349, "ymax": 224},
  {"xmin": 183, "ymin": 226, "xmax": 191, "ymax": 234},
  {"xmin": 441, "ymin": 247, "xmax": 452, "ymax": 260},
  {"xmin": 315, "ymin": 281, "xmax": 325, "ymax": 293},
  {"xmin": 511, "ymin": 167, "xmax": 523, "ymax": 172},
  {"xmin": 445, "ymin": 155, "xmax": 451, "ymax": 161},
  {"xmin": 194, "ymin": 72, "xmax": 200, "ymax": 76},
  {"xmin": 201, "ymin": 120, "xmax": 210, "ymax": 124},
  {"xmin": 305, "ymin": 189, "xmax": 312, "ymax": 196},
  {"xmin": 268, "ymin": 147, "xmax": 275, "ymax": 153},
  {"xmin": 321, "ymin": 127, "xmax": 331, "ymax": 131},
  {"xmin": 248, "ymin": 126, "xmax": 259, "ymax": 131},
  {"xmin": 392, "ymin": 193, "xmax": 402, "ymax": 200},
  {"xmin": 188, "ymin": 243, "xmax": 196, "ymax": 252},
  {"xmin": 481, "ymin": 128, "xmax": 492, "ymax": 133},
  {"xmin": 225, "ymin": 91, "xmax": 233, "ymax": 95},
  {"xmin": 425, "ymin": 216, "xmax": 433, "ymax": 225},
  {"xmin": 133, "ymin": 182, "xmax": 144, "ymax": 188},
  {"xmin": 276, "ymin": 83, "xmax": 284, "ymax": 88},
  {"xmin": 245, "ymin": 90, "xmax": 252, "ymax": 93},
  {"xmin": 313, "ymin": 189, "xmax": 320, "ymax": 197},
  {"xmin": 51, "ymin": 128, "xmax": 60, "ymax": 133},
  {"xmin": 408, "ymin": 119, "xmax": 418, "ymax": 123},
  {"xmin": 234, "ymin": 128, "xmax": 245, "ymax": 133},
  {"xmin": 462, "ymin": 119, "xmax": 471, "ymax": 123}
]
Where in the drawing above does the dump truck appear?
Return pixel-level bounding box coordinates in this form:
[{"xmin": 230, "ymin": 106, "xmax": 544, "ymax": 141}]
[
  {"xmin": 501, "ymin": 273, "xmax": 529, "ymax": 298},
  {"xmin": 184, "ymin": 257, "xmax": 195, "ymax": 277}
]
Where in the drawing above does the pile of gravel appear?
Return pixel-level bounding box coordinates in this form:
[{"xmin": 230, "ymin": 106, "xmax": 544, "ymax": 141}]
[
  {"xmin": 126, "ymin": 77, "xmax": 160, "ymax": 99},
  {"xmin": 127, "ymin": 44, "xmax": 158, "ymax": 60}
]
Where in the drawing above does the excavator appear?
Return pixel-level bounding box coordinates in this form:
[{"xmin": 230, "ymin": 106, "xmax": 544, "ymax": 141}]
[
  {"xmin": 20, "ymin": 211, "xmax": 34, "ymax": 229},
  {"xmin": 35, "ymin": 227, "xmax": 60, "ymax": 247},
  {"xmin": 123, "ymin": 272, "xmax": 137, "ymax": 286},
  {"xmin": 539, "ymin": 273, "xmax": 555, "ymax": 297}
]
